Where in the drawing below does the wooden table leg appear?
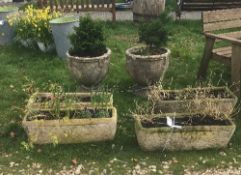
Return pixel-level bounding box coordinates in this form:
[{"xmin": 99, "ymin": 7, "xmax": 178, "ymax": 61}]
[
  {"xmin": 197, "ymin": 37, "xmax": 215, "ymax": 80},
  {"xmin": 231, "ymin": 44, "xmax": 241, "ymax": 96}
]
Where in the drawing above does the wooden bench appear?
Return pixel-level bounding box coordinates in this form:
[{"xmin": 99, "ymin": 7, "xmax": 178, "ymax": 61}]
[
  {"xmin": 38, "ymin": 0, "xmax": 116, "ymax": 21},
  {"xmin": 176, "ymin": 0, "xmax": 241, "ymax": 17},
  {"xmin": 197, "ymin": 8, "xmax": 241, "ymax": 94}
]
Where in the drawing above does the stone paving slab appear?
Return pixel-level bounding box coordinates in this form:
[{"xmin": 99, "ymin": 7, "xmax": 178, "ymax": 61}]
[
  {"xmin": 69, "ymin": 10, "xmax": 133, "ymax": 21},
  {"xmin": 169, "ymin": 11, "xmax": 202, "ymax": 20},
  {"xmin": 70, "ymin": 10, "xmax": 201, "ymax": 21}
]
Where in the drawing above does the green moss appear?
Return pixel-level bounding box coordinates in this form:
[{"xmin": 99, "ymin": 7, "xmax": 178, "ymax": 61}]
[
  {"xmin": 0, "ymin": 6, "xmax": 18, "ymax": 13},
  {"xmin": 50, "ymin": 16, "xmax": 78, "ymax": 24}
]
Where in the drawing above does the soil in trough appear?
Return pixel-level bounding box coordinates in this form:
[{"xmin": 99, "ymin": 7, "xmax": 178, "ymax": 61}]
[
  {"xmin": 141, "ymin": 114, "xmax": 231, "ymax": 128},
  {"xmin": 132, "ymin": 47, "xmax": 167, "ymax": 56},
  {"xmin": 35, "ymin": 95, "xmax": 92, "ymax": 103},
  {"xmin": 157, "ymin": 89, "xmax": 232, "ymax": 101},
  {"xmin": 27, "ymin": 108, "xmax": 112, "ymax": 121}
]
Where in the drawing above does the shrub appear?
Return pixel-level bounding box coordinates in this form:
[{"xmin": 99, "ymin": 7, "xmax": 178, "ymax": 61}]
[
  {"xmin": 69, "ymin": 16, "xmax": 106, "ymax": 57},
  {"xmin": 8, "ymin": 5, "xmax": 60, "ymax": 45},
  {"xmin": 138, "ymin": 14, "xmax": 170, "ymax": 50}
]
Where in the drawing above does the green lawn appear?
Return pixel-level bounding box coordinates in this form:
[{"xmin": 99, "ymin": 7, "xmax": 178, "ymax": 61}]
[{"xmin": 0, "ymin": 20, "xmax": 240, "ymax": 174}]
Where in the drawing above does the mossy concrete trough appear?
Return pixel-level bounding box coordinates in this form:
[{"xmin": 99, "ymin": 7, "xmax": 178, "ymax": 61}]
[
  {"xmin": 135, "ymin": 87, "xmax": 238, "ymax": 116},
  {"xmin": 23, "ymin": 107, "xmax": 117, "ymax": 144},
  {"xmin": 135, "ymin": 113, "xmax": 236, "ymax": 151},
  {"xmin": 27, "ymin": 92, "xmax": 113, "ymax": 110}
]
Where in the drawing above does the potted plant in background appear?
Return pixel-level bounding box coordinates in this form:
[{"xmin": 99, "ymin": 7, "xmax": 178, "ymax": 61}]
[
  {"xmin": 126, "ymin": 16, "xmax": 170, "ymax": 86},
  {"xmin": 0, "ymin": 6, "xmax": 18, "ymax": 45},
  {"xmin": 12, "ymin": 5, "xmax": 60, "ymax": 50},
  {"xmin": 23, "ymin": 84, "xmax": 117, "ymax": 144},
  {"xmin": 67, "ymin": 16, "xmax": 111, "ymax": 87},
  {"xmin": 11, "ymin": 5, "xmax": 35, "ymax": 48},
  {"xmin": 32, "ymin": 7, "xmax": 60, "ymax": 52},
  {"xmin": 49, "ymin": 15, "xmax": 79, "ymax": 59}
]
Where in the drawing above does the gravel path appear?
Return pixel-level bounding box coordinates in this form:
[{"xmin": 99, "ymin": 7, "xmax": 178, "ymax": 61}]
[
  {"xmin": 52, "ymin": 166, "xmax": 241, "ymax": 175},
  {"xmin": 185, "ymin": 167, "xmax": 241, "ymax": 175}
]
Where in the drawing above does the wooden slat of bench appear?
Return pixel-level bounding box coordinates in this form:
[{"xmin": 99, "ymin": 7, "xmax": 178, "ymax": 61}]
[
  {"xmin": 203, "ymin": 8, "xmax": 241, "ymax": 23},
  {"xmin": 219, "ymin": 31, "xmax": 241, "ymax": 40},
  {"xmin": 213, "ymin": 31, "xmax": 241, "ymax": 42},
  {"xmin": 184, "ymin": 4, "xmax": 241, "ymax": 8},
  {"xmin": 182, "ymin": 1, "xmax": 241, "ymax": 12},
  {"xmin": 177, "ymin": 0, "xmax": 241, "ymax": 18},
  {"xmin": 213, "ymin": 46, "xmax": 231, "ymax": 52},
  {"xmin": 212, "ymin": 46, "xmax": 232, "ymax": 63},
  {"xmin": 203, "ymin": 19, "xmax": 241, "ymax": 32},
  {"xmin": 183, "ymin": 0, "xmax": 241, "ymax": 4}
]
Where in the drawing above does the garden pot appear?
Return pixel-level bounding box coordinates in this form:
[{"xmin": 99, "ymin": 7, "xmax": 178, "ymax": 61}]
[
  {"xmin": 19, "ymin": 39, "xmax": 35, "ymax": 48},
  {"xmin": 126, "ymin": 46, "xmax": 170, "ymax": 86},
  {"xmin": 135, "ymin": 86, "xmax": 238, "ymax": 115},
  {"xmin": 37, "ymin": 42, "xmax": 55, "ymax": 53},
  {"xmin": 0, "ymin": 6, "xmax": 17, "ymax": 20},
  {"xmin": 0, "ymin": 6, "xmax": 18, "ymax": 45},
  {"xmin": 27, "ymin": 92, "xmax": 113, "ymax": 110},
  {"xmin": 22, "ymin": 107, "xmax": 117, "ymax": 144},
  {"xmin": 133, "ymin": 0, "xmax": 166, "ymax": 22},
  {"xmin": 66, "ymin": 48, "xmax": 111, "ymax": 87},
  {"xmin": 50, "ymin": 16, "xmax": 79, "ymax": 59},
  {"xmin": 135, "ymin": 113, "xmax": 236, "ymax": 151}
]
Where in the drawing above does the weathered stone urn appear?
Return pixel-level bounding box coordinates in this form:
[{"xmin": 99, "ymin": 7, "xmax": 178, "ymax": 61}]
[
  {"xmin": 126, "ymin": 46, "xmax": 170, "ymax": 86},
  {"xmin": 66, "ymin": 48, "xmax": 111, "ymax": 87}
]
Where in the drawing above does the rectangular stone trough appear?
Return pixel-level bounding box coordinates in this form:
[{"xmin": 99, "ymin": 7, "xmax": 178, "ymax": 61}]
[
  {"xmin": 135, "ymin": 87, "xmax": 237, "ymax": 115},
  {"xmin": 27, "ymin": 92, "xmax": 113, "ymax": 110},
  {"xmin": 135, "ymin": 113, "xmax": 236, "ymax": 151},
  {"xmin": 22, "ymin": 107, "xmax": 117, "ymax": 144}
]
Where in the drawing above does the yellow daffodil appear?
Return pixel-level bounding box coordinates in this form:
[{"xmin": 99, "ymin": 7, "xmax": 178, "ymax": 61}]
[{"xmin": 11, "ymin": 5, "xmax": 61, "ymax": 44}]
